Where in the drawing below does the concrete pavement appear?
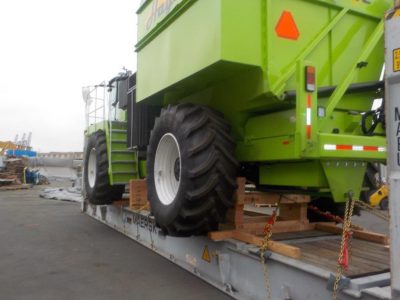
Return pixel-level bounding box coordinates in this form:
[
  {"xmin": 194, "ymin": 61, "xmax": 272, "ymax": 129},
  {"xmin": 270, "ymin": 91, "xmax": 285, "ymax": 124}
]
[{"xmin": 0, "ymin": 184, "xmax": 231, "ymax": 300}]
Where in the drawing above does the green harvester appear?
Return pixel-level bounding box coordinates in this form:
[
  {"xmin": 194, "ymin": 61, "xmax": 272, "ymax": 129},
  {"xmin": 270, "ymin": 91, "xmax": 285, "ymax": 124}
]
[{"xmin": 83, "ymin": 0, "xmax": 390, "ymax": 236}]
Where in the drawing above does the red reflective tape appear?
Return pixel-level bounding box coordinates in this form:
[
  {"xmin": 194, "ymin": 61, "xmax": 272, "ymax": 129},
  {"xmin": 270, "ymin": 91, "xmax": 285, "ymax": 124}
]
[
  {"xmin": 306, "ymin": 125, "xmax": 311, "ymax": 139},
  {"xmin": 363, "ymin": 146, "xmax": 379, "ymax": 152},
  {"xmin": 336, "ymin": 145, "xmax": 353, "ymax": 151},
  {"xmin": 307, "ymin": 94, "xmax": 312, "ymax": 108},
  {"xmin": 324, "ymin": 144, "xmax": 386, "ymax": 152}
]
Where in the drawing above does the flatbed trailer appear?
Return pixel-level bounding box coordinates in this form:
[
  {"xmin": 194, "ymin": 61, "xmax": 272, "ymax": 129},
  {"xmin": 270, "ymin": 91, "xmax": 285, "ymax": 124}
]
[
  {"xmin": 82, "ymin": 198, "xmax": 391, "ymax": 300},
  {"xmin": 80, "ymin": 2, "xmax": 400, "ymax": 299}
]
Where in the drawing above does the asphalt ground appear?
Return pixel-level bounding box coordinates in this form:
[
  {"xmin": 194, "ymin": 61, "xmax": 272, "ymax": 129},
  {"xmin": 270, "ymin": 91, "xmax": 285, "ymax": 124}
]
[{"xmin": 0, "ymin": 183, "xmax": 231, "ymax": 300}]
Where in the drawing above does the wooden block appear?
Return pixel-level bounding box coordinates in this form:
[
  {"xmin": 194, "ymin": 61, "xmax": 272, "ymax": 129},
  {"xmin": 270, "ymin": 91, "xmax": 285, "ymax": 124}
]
[
  {"xmin": 129, "ymin": 202, "xmax": 150, "ymax": 211},
  {"xmin": 234, "ymin": 177, "xmax": 246, "ymax": 205},
  {"xmin": 243, "ymin": 215, "xmax": 269, "ymax": 224},
  {"xmin": 113, "ymin": 200, "xmax": 129, "ymax": 208},
  {"xmin": 352, "ymin": 229, "xmax": 389, "ymax": 245},
  {"xmin": 226, "ymin": 204, "xmax": 244, "ymax": 227},
  {"xmin": 315, "ymin": 223, "xmax": 389, "ymax": 245},
  {"xmin": 0, "ymin": 184, "xmax": 31, "ymax": 191},
  {"xmin": 233, "ymin": 231, "xmax": 301, "ymax": 259},
  {"xmin": 243, "ymin": 192, "xmax": 310, "ymax": 206},
  {"xmin": 129, "ymin": 179, "xmax": 148, "ymax": 208},
  {"xmin": 241, "ymin": 220, "xmax": 315, "ymax": 235},
  {"xmin": 279, "ymin": 203, "xmax": 308, "ymax": 221},
  {"xmin": 208, "ymin": 230, "xmax": 235, "ymax": 241},
  {"xmin": 208, "ymin": 230, "xmax": 301, "ymax": 259},
  {"xmin": 272, "ymin": 220, "xmax": 314, "ymax": 234}
]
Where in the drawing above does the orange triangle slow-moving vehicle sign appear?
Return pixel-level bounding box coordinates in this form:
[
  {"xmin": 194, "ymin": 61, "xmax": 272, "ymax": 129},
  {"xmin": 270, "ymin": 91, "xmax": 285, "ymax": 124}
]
[{"xmin": 275, "ymin": 11, "xmax": 300, "ymax": 40}]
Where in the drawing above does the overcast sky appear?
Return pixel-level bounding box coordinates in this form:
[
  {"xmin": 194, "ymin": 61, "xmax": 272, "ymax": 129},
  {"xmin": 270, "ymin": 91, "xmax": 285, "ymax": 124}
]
[{"xmin": 0, "ymin": 0, "xmax": 140, "ymax": 152}]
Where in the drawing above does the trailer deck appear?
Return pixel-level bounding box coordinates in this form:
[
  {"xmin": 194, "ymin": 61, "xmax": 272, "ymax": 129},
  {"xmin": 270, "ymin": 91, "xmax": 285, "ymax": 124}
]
[
  {"xmin": 287, "ymin": 233, "xmax": 390, "ymax": 278},
  {"xmin": 82, "ymin": 201, "xmax": 392, "ymax": 300}
]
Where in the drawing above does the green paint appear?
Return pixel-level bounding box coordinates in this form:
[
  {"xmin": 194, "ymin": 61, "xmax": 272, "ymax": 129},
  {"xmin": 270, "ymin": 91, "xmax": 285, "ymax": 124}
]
[
  {"xmin": 85, "ymin": 121, "xmax": 139, "ymax": 185},
  {"xmin": 87, "ymin": 0, "xmax": 392, "ymax": 202},
  {"xmin": 321, "ymin": 161, "xmax": 367, "ymax": 202},
  {"xmin": 133, "ymin": 0, "xmax": 390, "ymax": 202},
  {"xmin": 260, "ymin": 161, "xmax": 328, "ymax": 187}
]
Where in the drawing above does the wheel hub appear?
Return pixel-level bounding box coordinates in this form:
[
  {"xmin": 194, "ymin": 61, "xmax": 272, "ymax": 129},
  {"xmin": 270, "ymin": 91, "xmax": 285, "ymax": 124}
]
[{"xmin": 154, "ymin": 133, "xmax": 181, "ymax": 206}]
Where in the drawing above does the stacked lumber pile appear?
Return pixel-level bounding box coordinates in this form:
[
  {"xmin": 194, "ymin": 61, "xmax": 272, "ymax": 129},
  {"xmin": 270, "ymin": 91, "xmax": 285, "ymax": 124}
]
[{"xmin": 0, "ymin": 158, "xmax": 28, "ymax": 188}]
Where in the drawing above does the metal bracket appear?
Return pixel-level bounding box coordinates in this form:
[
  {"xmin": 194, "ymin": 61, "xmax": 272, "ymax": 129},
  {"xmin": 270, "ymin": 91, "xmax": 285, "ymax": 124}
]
[{"xmin": 327, "ymin": 273, "xmax": 351, "ymax": 292}]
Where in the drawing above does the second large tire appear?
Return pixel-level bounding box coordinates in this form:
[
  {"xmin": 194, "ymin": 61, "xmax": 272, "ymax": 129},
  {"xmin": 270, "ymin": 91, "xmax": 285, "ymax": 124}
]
[
  {"xmin": 147, "ymin": 104, "xmax": 239, "ymax": 236},
  {"xmin": 83, "ymin": 131, "xmax": 124, "ymax": 205}
]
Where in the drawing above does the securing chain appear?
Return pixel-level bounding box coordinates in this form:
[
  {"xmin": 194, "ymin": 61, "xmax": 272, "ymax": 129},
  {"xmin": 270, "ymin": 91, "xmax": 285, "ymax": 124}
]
[
  {"xmin": 333, "ymin": 193, "xmax": 356, "ymax": 300},
  {"xmin": 308, "ymin": 204, "xmax": 364, "ymax": 231},
  {"xmin": 260, "ymin": 196, "xmax": 281, "ymax": 300},
  {"xmin": 354, "ymin": 199, "xmax": 390, "ymax": 222},
  {"xmin": 308, "ymin": 205, "xmax": 345, "ymax": 223}
]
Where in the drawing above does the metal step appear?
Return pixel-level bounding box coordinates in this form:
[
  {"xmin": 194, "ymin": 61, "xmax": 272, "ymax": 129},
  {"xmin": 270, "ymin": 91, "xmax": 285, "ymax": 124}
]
[
  {"xmin": 111, "ymin": 121, "xmax": 127, "ymax": 126},
  {"xmin": 112, "ymin": 171, "xmax": 137, "ymax": 175},
  {"xmin": 112, "ymin": 160, "xmax": 136, "ymax": 164},
  {"xmin": 111, "ymin": 129, "xmax": 127, "ymax": 134},
  {"xmin": 110, "ymin": 123, "xmax": 128, "ymax": 132},
  {"xmin": 109, "ymin": 125, "xmax": 137, "ymax": 185},
  {"xmin": 111, "ymin": 140, "xmax": 127, "ymax": 144},
  {"xmin": 111, "ymin": 150, "xmax": 134, "ymax": 154}
]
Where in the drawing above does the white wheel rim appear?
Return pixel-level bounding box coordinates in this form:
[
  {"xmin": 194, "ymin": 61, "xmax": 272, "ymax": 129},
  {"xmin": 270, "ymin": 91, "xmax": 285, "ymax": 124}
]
[
  {"xmin": 88, "ymin": 148, "xmax": 97, "ymax": 188},
  {"xmin": 154, "ymin": 133, "xmax": 181, "ymax": 206}
]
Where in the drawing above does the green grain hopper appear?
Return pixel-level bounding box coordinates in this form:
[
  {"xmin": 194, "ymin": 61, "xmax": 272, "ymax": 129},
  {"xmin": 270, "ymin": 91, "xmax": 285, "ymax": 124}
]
[{"xmin": 83, "ymin": 0, "xmax": 390, "ymax": 236}]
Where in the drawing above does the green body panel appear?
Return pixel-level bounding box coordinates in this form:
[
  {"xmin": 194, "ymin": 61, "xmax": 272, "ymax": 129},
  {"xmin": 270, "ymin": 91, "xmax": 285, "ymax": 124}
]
[
  {"xmin": 321, "ymin": 160, "xmax": 367, "ymax": 203},
  {"xmin": 260, "ymin": 161, "xmax": 328, "ymax": 187},
  {"xmin": 131, "ymin": 0, "xmax": 391, "ymax": 202},
  {"xmin": 137, "ymin": 0, "xmax": 389, "ymax": 101},
  {"xmin": 86, "ymin": 121, "xmax": 139, "ymax": 185}
]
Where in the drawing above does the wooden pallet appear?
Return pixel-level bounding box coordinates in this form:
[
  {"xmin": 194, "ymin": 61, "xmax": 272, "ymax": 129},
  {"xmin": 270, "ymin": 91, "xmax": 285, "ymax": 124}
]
[
  {"xmin": 128, "ymin": 179, "xmax": 150, "ymax": 210},
  {"xmin": 225, "ymin": 178, "xmax": 314, "ymax": 235},
  {"xmin": 124, "ymin": 177, "xmax": 389, "ymax": 260},
  {"xmin": 209, "ymin": 177, "xmax": 389, "ymax": 259},
  {"xmin": 0, "ymin": 184, "xmax": 31, "ymax": 191}
]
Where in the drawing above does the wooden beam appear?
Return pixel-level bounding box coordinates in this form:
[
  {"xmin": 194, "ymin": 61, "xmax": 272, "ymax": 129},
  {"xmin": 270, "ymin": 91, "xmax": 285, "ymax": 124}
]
[
  {"xmin": 208, "ymin": 230, "xmax": 235, "ymax": 241},
  {"xmin": 234, "ymin": 177, "xmax": 246, "ymax": 205},
  {"xmin": 243, "ymin": 192, "xmax": 310, "ymax": 206},
  {"xmin": 279, "ymin": 203, "xmax": 308, "ymax": 221},
  {"xmin": 208, "ymin": 230, "xmax": 301, "ymax": 259},
  {"xmin": 113, "ymin": 200, "xmax": 129, "ymax": 208},
  {"xmin": 129, "ymin": 179, "xmax": 148, "ymax": 209},
  {"xmin": 226, "ymin": 204, "xmax": 244, "ymax": 227},
  {"xmin": 315, "ymin": 223, "xmax": 389, "ymax": 245},
  {"xmin": 241, "ymin": 220, "xmax": 315, "ymax": 235},
  {"xmin": 0, "ymin": 184, "xmax": 31, "ymax": 191}
]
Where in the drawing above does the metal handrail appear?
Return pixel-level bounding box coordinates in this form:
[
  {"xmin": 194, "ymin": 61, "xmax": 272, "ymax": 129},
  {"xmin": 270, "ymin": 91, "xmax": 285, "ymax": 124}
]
[{"xmin": 82, "ymin": 82, "xmax": 108, "ymax": 132}]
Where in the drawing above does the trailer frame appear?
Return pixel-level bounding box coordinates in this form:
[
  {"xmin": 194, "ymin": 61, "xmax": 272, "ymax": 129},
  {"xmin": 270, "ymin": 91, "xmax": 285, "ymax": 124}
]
[{"xmin": 82, "ymin": 201, "xmax": 392, "ymax": 300}]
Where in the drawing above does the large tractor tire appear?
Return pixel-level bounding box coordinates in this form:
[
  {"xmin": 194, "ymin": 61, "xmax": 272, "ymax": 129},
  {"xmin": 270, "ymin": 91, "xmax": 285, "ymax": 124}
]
[
  {"xmin": 84, "ymin": 131, "xmax": 124, "ymax": 205},
  {"xmin": 147, "ymin": 104, "xmax": 239, "ymax": 236}
]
